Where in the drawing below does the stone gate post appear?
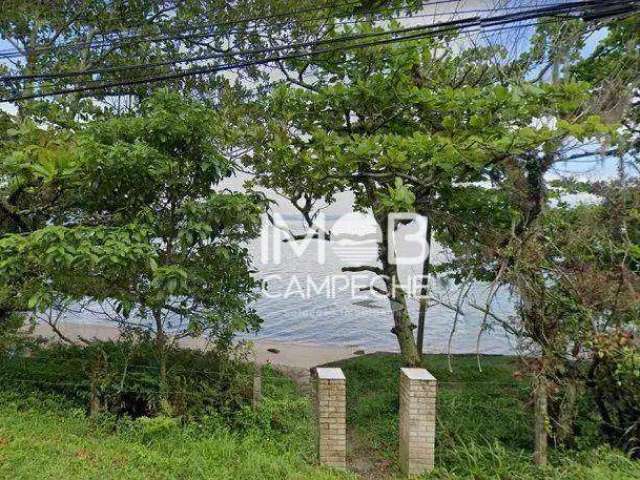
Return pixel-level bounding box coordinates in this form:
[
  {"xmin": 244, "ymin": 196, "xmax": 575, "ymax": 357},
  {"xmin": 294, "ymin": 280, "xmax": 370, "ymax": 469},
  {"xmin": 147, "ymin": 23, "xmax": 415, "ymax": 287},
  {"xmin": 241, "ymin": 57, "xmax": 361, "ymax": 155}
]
[
  {"xmin": 399, "ymin": 368, "xmax": 437, "ymax": 476},
  {"xmin": 312, "ymin": 367, "xmax": 347, "ymax": 469}
]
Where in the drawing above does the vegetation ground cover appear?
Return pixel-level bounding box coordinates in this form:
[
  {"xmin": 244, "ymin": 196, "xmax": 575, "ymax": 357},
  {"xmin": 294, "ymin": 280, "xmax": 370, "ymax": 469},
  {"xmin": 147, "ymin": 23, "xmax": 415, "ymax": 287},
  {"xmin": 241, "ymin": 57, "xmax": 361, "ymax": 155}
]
[{"xmin": 0, "ymin": 350, "xmax": 637, "ymax": 480}]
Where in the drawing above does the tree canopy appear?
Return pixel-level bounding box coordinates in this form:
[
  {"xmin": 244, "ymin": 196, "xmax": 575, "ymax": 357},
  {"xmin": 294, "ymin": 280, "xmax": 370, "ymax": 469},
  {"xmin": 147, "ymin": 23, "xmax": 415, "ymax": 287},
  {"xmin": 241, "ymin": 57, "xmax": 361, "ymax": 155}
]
[
  {"xmin": 243, "ymin": 31, "xmax": 612, "ymax": 365},
  {"xmin": 0, "ymin": 90, "xmax": 264, "ymax": 403}
]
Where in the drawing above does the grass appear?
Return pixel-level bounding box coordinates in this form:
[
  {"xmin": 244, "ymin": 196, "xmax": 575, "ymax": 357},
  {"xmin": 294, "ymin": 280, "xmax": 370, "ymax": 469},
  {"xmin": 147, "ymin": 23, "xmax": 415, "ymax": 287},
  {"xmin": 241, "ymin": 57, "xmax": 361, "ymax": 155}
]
[
  {"xmin": 330, "ymin": 353, "xmax": 639, "ymax": 479},
  {"xmin": 0, "ymin": 366, "xmax": 352, "ymax": 480},
  {"xmin": 0, "ymin": 352, "xmax": 638, "ymax": 479}
]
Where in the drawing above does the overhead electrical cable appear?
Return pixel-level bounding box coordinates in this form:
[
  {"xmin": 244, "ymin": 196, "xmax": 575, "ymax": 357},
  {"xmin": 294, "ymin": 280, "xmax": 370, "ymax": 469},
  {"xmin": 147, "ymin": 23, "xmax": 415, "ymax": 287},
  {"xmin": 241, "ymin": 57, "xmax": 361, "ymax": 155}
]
[
  {"xmin": 3, "ymin": 13, "xmax": 626, "ymax": 104},
  {"xmin": 1, "ymin": 3, "xmax": 632, "ymax": 102},
  {"xmin": 1, "ymin": 0, "xmax": 628, "ymax": 83},
  {"xmin": 0, "ymin": 16, "xmax": 482, "ymax": 81},
  {"xmin": 0, "ymin": 0, "xmax": 455, "ymax": 58},
  {"xmin": 0, "ymin": 0, "xmax": 565, "ymax": 59},
  {"xmin": 0, "ymin": 1, "xmax": 636, "ymax": 102},
  {"xmin": 0, "ymin": 4, "xmax": 579, "ymax": 63}
]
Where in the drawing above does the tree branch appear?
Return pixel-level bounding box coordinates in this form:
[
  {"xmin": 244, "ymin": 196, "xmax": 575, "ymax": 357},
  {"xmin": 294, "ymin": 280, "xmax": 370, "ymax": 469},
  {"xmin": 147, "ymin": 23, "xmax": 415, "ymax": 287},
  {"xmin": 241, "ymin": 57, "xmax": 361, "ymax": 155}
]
[{"xmin": 342, "ymin": 265, "xmax": 384, "ymax": 276}]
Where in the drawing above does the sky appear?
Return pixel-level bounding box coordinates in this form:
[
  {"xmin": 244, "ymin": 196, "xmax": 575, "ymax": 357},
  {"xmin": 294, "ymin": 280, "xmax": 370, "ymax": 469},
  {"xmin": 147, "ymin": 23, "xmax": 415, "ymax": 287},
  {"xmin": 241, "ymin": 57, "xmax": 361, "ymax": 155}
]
[{"xmin": 0, "ymin": 38, "xmax": 16, "ymax": 114}]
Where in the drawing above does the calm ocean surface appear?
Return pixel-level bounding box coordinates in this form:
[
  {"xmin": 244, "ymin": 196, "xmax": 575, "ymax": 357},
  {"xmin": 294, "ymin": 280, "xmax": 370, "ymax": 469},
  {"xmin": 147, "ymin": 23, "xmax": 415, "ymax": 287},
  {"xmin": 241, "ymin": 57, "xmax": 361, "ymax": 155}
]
[
  {"xmin": 247, "ymin": 213, "xmax": 516, "ymax": 354},
  {"xmin": 65, "ymin": 213, "xmax": 516, "ymax": 354}
]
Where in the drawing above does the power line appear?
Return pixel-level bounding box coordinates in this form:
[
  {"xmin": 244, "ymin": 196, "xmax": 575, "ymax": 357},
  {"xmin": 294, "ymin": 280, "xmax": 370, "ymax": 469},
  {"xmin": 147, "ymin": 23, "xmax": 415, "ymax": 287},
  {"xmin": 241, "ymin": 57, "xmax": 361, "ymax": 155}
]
[
  {"xmin": 1, "ymin": 0, "xmax": 624, "ymax": 83},
  {"xmin": 0, "ymin": 0, "xmax": 444, "ymax": 59},
  {"xmin": 0, "ymin": 4, "xmax": 574, "ymax": 69},
  {"xmin": 0, "ymin": 2, "xmax": 635, "ymax": 102},
  {"xmin": 0, "ymin": 29, "xmax": 462, "ymax": 102},
  {"xmin": 0, "ymin": 0, "xmax": 357, "ymax": 56},
  {"xmin": 0, "ymin": 16, "xmax": 481, "ymax": 82},
  {"xmin": 0, "ymin": 7, "xmax": 521, "ymax": 60},
  {"xmin": 2, "ymin": 6, "xmax": 631, "ymax": 102},
  {"xmin": 0, "ymin": 0, "xmax": 563, "ymax": 60}
]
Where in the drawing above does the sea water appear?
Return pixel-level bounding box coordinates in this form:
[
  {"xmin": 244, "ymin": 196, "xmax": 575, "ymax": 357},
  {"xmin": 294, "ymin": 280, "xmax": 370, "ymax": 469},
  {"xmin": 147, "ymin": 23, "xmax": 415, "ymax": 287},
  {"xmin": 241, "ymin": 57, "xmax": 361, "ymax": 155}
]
[
  {"xmin": 59, "ymin": 213, "xmax": 516, "ymax": 354},
  {"xmin": 247, "ymin": 213, "xmax": 516, "ymax": 354}
]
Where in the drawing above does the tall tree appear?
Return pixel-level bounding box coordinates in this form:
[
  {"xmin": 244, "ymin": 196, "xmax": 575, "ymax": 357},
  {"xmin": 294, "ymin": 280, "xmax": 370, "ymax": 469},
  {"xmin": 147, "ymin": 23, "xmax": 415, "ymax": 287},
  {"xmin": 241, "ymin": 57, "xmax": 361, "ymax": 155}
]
[
  {"xmin": 427, "ymin": 12, "xmax": 639, "ymax": 463},
  {"xmin": 242, "ymin": 29, "xmax": 607, "ymax": 366},
  {"xmin": 1, "ymin": 0, "xmax": 186, "ymax": 122},
  {"xmin": 0, "ymin": 91, "xmax": 263, "ymax": 408},
  {"xmin": 0, "ymin": 0, "xmax": 421, "ymax": 122}
]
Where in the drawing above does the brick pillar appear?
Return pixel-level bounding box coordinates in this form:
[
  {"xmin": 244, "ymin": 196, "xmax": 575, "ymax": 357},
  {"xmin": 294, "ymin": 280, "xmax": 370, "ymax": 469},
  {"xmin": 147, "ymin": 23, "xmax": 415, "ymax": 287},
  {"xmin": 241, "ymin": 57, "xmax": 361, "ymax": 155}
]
[
  {"xmin": 312, "ymin": 367, "xmax": 346, "ymax": 469},
  {"xmin": 399, "ymin": 368, "xmax": 437, "ymax": 476}
]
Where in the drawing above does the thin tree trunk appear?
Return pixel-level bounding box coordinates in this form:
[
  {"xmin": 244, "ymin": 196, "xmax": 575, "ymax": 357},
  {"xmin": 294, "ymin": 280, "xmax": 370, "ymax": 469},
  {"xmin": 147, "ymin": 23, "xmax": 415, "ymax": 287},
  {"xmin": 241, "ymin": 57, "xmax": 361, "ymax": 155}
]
[
  {"xmin": 89, "ymin": 374, "xmax": 101, "ymax": 418},
  {"xmin": 390, "ymin": 289, "xmax": 421, "ymax": 366},
  {"xmin": 397, "ymin": 325, "xmax": 420, "ymax": 366},
  {"xmin": 556, "ymin": 379, "xmax": 578, "ymax": 447},
  {"xmin": 153, "ymin": 309, "xmax": 171, "ymax": 415},
  {"xmin": 416, "ymin": 219, "xmax": 432, "ymax": 357},
  {"xmin": 252, "ymin": 368, "xmax": 262, "ymax": 411},
  {"xmin": 380, "ymin": 221, "xmax": 421, "ymax": 366},
  {"xmin": 88, "ymin": 350, "xmax": 106, "ymax": 418},
  {"xmin": 372, "ymin": 209, "xmax": 421, "ymax": 366},
  {"xmin": 534, "ymin": 376, "xmax": 549, "ymax": 466},
  {"xmin": 18, "ymin": 24, "xmax": 39, "ymax": 119}
]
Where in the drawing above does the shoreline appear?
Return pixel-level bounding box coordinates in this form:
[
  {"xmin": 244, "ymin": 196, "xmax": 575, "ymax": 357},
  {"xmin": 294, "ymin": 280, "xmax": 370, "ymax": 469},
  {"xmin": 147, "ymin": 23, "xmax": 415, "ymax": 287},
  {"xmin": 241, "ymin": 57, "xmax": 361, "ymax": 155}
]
[
  {"xmin": 29, "ymin": 321, "xmax": 517, "ymax": 370},
  {"xmin": 31, "ymin": 321, "xmax": 359, "ymax": 370}
]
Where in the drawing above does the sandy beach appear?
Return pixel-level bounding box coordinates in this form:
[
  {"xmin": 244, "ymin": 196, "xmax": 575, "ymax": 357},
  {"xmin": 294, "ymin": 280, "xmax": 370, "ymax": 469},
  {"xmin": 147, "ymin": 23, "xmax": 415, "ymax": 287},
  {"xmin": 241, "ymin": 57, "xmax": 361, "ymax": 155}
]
[{"xmin": 31, "ymin": 321, "xmax": 359, "ymax": 370}]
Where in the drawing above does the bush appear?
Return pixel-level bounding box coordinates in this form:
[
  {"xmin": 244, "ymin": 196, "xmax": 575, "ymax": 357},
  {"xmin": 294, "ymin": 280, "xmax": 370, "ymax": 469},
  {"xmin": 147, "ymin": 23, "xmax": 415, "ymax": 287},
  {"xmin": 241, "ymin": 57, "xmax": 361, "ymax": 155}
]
[
  {"xmin": 587, "ymin": 334, "xmax": 640, "ymax": 458},
  {"xmin": 0, "ymin": 336, "xmax": 256, "ymax": 419}
]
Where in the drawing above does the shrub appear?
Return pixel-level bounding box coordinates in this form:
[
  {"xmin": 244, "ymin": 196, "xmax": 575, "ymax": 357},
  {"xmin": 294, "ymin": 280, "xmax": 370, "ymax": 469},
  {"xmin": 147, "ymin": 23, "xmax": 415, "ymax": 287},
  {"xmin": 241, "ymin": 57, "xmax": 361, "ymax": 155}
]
[{"xmin": 0, "ymin": 337, "xmax": 256, "ymax": 419}]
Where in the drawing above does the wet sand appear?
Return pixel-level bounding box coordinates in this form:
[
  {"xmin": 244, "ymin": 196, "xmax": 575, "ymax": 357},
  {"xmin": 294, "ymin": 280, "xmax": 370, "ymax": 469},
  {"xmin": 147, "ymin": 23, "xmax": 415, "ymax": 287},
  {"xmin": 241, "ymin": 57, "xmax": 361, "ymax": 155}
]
[{"xmin": 31, "ymin": 321, "xmax": 359, "ymax": 370}]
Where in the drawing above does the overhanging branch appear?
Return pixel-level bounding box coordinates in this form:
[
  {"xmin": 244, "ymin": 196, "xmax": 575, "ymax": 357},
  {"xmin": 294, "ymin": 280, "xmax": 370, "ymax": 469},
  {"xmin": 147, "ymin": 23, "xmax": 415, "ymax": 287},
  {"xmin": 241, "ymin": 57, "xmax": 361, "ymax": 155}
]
[{"xmin": 342, "ymin": 265, "xmax": 384, "ymax": 276}]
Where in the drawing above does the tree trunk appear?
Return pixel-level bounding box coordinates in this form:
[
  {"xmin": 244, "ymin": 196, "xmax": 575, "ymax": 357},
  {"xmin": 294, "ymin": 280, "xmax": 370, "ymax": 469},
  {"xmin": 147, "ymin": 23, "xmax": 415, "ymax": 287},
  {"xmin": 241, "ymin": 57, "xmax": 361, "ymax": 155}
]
[
  {"xmin": 555, "ymin": 379, "xmax": 578, "ymax": 447},
  {"xmin": 89, "ymin": 374, "xmax": 101, "ymax": 418},
  {"xmin": 416, "ymin": 219, "xmax": 432, "ymax": 357},
  {"xmin": 153, "ymin": 309, "xmax": 172, "ymax": 415},
  {"xmin": 390, "ymin": 290, "xmax": 421, "ymax": 366},
  {"xmin": 159, "ymin": 347, "xmax": 168, "ymax": 398},
  {"xmin": 18, "ymin": 33, "xmax": 37, "ymax": 120},
  {"xmin": 376, "ymin": 212, "xmax": 421, "ymax": 367},
  {"xmin": 396, "ymin": 317, "xmax": 420, "ymax": 366},
  {"xmin": 534, "ymin": 376, "xmax": 548, "ymax": 466},
  {"xmin": 364, "ymin": 181, "xmax": 421, "ymax": 366}
]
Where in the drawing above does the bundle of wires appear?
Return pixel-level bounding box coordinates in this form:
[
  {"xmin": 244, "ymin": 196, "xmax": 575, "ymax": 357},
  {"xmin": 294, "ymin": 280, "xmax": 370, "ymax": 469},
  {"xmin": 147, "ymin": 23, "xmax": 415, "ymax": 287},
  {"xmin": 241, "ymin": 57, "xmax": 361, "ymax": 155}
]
[{"xmin": 0, "ymin": 0, "xmax": 638, "ymax": 102}]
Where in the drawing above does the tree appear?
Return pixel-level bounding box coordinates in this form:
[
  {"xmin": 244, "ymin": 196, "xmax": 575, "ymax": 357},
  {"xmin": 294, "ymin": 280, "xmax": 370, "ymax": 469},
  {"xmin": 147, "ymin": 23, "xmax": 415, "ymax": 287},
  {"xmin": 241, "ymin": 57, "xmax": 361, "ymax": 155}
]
[
  {"xmin": 0, "ymin": 90, "xmax": 263, "ymax": 408},
  {"xmin": 437, "ymin": 114, "xmax": 615, "ymax": 464},
  {"xmin": 425, "ymin": 14, "xmax": 636, "ymax": 463},
  {"xmin": 541, "ymin": 184, "xmax": 640, "ymax": 456},
  {"xmin": 0, "ymin": 0, "xmax": 419, "ymax": 355},
  {"xmin": 450, "ymin": 176, "xmax": 640, "ymax": 457},
  {"xmin": 241, "ymin": 27, "xmax": 607, "ymax": 366},
  {"xmin": 0, "ymin": 0, "xmax": 419, "ymax": 124},
  {"xmin": 574, "ymin": 14, "xmax": 639, "ymax": 173},
  {"xmin": 0, "ymin": 0, "xmax": 183, "ymax": 122}
]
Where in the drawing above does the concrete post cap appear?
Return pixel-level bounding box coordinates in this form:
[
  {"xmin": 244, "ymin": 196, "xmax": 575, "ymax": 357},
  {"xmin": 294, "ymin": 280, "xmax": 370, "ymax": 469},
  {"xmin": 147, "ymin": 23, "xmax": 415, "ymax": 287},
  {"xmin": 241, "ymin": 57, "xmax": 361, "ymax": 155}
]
[
  {"xmin": 314, "ymin": 367, "xmax": 346, "ymax": 380},
  {"xmin": 401, "ymin": 368, "xmax": 436, "ymax": 381}
]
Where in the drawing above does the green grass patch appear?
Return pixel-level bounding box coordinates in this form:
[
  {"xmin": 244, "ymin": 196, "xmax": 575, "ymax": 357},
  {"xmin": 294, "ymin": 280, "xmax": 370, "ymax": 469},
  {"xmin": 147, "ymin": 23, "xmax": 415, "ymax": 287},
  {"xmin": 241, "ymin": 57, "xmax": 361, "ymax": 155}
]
[
  {"xmin": 0, "ymin": 351, "xmax": 637, "ymax": 479},
  {"xmin": 0, "ymin": 366, "xmax": 353, "ymax": 480},
  {"xmin": 330, "ymin": 353, "xmax": 639, "ymax": 479},
  {"xmin": 0, "ymin": 340, "xmax": 256, "ymax": 418}
]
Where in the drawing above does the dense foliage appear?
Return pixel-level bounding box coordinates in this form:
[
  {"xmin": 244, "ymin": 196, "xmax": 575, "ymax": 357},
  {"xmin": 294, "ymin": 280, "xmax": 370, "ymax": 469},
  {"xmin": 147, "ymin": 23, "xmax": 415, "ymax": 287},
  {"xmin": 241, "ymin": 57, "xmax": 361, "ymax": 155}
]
[
  {"xmin": 0, "ymin": 338, "xmax": 256, "ymax": 418},
  {"xmin": 243, "ymin": 30, "xmax": 611, "ymax": 367},
  {"xmin": 0, "ymin": 0, "xmax": 639, "ymax": 474},
  {"xmin": 1, "ymin": 352, "xmax": 638, "ymax": 479},
  {"xmin": 0, "ymin": 91, "xmax": 264, "ymax": 407}
]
